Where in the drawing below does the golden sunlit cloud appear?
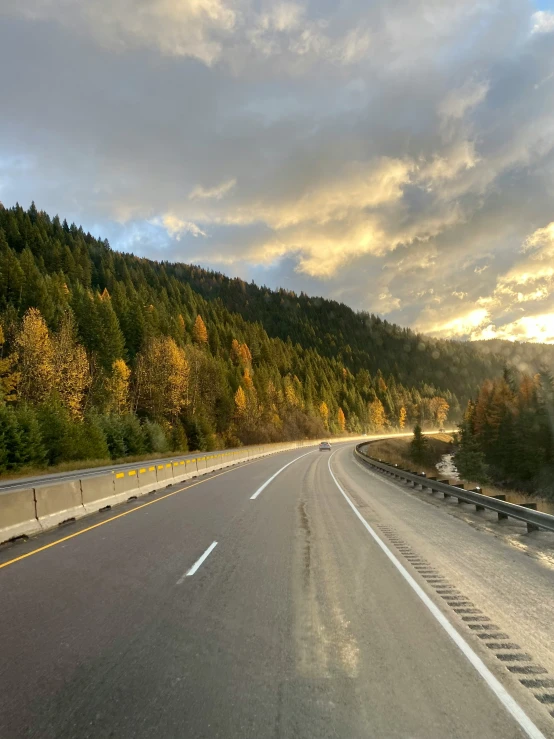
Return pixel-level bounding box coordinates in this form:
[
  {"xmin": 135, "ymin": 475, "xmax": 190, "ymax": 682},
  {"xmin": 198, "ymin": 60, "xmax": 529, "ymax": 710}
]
[
  {"xmin": 475, "ymin": 314, "xmax": 554, "ymax": 343},
  {"xmin": 415, "ymin": 308, "xmax": 490, "ymax": 338}
]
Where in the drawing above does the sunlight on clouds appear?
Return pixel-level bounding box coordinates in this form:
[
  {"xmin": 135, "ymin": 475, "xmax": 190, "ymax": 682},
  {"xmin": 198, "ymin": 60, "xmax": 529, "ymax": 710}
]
[
  {"xmin": 496, "ymin": 222, "xmax": 554, "ymax": 290},
  {"xmin": 418, "ymin": 141, "xmax": 479, "ymax": 186},
  {"xmin": 158, "ymin": 214, "xmax": 207, "ymax": 238},
  {"xmin": 4, "ymin": 0, "xmax": 372, "ymax": 68},
  {"xmin": 157, "ymin": 156, "xmax": 467, "ymax": 277},
  {"xmin": 469, "ymin": 222, "xmax": 554, "ymax": 342},
  {"xmin": 264, "ymin": 158, "xmax": 412, "ymax": 229},
  {"xmin": 189, "ymin": 178, "xmax": 236, "ymax": 200},
  {"xmin": 9, "ymin": 0, "xmax": 237, "ymax": 64},
  {"xmin": 476, "ymin": 314, "xmax": 554, "ymax": 343},
  {"xmin": 4, "ymin": 0, "xmax": 554, "ymax": 343},
  {"xmin": 415, "ymin": 308, "xmax": 490, "ymax": 339}
]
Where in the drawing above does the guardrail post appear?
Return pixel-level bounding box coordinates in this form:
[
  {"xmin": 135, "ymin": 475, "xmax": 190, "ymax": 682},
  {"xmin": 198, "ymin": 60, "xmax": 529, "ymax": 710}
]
[
  {"xmin": 522, "ymin": 503, "xmax": 539, "ymax": 532},
  {"xmin": 453, "ymin": 483, "xmax": 466, "ymax": 503},
  {"xmin": 471, "ymin": 488, "xmax": 485, "ymax": 510},
  {"xmin": 493, "ymin": 494, "xmax": 508, "ymax": 519}
]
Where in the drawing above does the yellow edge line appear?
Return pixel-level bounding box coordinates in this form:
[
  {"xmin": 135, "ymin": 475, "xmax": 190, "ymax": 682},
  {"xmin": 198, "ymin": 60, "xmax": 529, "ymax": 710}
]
[{"xmin": 0, "ymin": 458, "xmax": 262, "ymax": 571}]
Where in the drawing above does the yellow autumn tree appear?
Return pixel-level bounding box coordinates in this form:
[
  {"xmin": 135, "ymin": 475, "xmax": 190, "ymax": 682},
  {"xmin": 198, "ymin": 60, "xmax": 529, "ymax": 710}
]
[
  {"xmin": 284, "ymin": 375, "xmax": 300, "ymax": 407},
  {"xmin": 192, "ymin": 315, "xmax": 208, "ymax": 345},
  {"xmin": 243, "ymin": 367, "xmax": 254, "ymax": 389},
  {"xmin": 369, "ymin": 398, "xmax": 386, "ymax": 432},
  {"xmin": 238, "ymin": 343, "xmax": 252, "ymax": 366},
  {"xmin": 398, "ymin": 406, "xmax": 407, "ymax": 430},
  {"xmin": 234, "ymin": 385, "xmax": 247, "ymax": 417},
  {"xmin": 0, "ymin": 325, "xmax": 18, "ymax": 403},
  {"xmin": 15, "ymin": 308, "xmax": 54, "ymax": 404},
  {"xmin": 430, "ymin": 397, "xmax": 449, "ymax": 428},
  {"xmin": 52, "ymin": 311, "xmax": 91, "ymax": 418},
  {"xmin": 136, "ymin": 337, "xmax": 189, "ymax": 418},
  {"xmin": 231, "ymin": 339, "xmax": 252, "ymax": 367},
  {"xmin": 337, "ymin": 407, "xmax": 346, "ymax": 432},
  {"xmin": 105, "ymin": 359, "xmax": 131, "ymax": 414}
]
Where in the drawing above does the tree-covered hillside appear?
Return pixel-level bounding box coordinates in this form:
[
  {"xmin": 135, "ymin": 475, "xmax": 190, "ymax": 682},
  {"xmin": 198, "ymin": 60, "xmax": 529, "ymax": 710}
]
[{"xmin": 0, "ymin": 202, "xmax": 509, "ymax": 472}]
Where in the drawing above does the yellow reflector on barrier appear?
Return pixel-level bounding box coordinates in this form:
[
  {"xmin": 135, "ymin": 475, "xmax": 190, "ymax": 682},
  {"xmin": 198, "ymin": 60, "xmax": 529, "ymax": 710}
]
[
  {"xmin": 128, "ymin": 470, "xmax": 136, "ymax": 476},
  {"xmin": 139, "ymin": 468, "xmax": 146, "ymax": 474},
  {"xmin": 115, "ymin": 473, "xmax": 125, "ymax": 479},
  {"xmin": 158, "ymin": 465, "xmax": 164, "ymax": 470},
  {"xmin": 149, "ymin": 466, "xmax": 155, "ymax": 471},
  {"xmin": 166, "ymin": 463, "xmax": 172, "ymax": 468}
]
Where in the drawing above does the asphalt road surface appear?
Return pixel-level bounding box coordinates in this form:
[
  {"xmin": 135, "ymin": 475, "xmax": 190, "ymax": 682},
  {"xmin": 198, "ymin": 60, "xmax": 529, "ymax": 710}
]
[{"xmin": 1, "ymin": 443, "xmax": 553, "ymax": 738}]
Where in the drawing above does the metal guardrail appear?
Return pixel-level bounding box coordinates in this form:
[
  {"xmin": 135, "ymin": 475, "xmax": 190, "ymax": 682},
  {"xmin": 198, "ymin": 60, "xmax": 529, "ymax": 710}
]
[{"xmin": 355, "ymin": 443, "xmax": 554, "ymax": 535}]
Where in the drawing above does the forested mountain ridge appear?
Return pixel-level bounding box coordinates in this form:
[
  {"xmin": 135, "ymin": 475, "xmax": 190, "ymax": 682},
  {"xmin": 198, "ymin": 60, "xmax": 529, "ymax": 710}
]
[
  {"xmin": 154, "ymin": 263, "xmax": 508, "ymax": 400},
  {"xmin": 0, "ymin": 202, "xmax": 519, "ymax": 471}
]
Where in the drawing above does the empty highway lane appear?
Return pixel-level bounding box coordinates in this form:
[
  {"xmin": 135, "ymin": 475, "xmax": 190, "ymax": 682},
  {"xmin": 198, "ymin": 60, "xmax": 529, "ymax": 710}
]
[{"xmin": 1, "ymin": 444, "xmax": 552, "ymax": 738}]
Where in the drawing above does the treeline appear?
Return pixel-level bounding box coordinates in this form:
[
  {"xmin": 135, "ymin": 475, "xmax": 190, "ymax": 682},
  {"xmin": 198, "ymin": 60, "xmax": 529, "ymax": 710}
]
[
  {"xmin": 0, "ymin": 203, "xmax": 460, "ymax": 473},
  {"xmin": 456, "ymin": 370, "xmax": 554, "ymax": 498}
]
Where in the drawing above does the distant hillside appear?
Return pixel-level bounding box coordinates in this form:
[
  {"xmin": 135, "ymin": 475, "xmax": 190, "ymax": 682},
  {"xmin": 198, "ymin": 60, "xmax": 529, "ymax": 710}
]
[
  {"xmin": 0, "ymin": 202, "xmax": 517, "ymax": 470},
  {"xmin": 138, "ymin": 264, "xmax": 508, "ymax": 402}
]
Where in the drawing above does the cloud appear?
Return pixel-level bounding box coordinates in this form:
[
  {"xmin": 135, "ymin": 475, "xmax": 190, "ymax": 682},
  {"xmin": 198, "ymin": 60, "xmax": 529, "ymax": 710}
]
[
  {"xmin": 4, "ymin": 0, "xmax": 238, "ymax": 65},
  {"xmin": 439, "ymin": 79, "xmax": 489, "ymax": 121},
  {"xmin": 2, "ymin": 0, "xmax": 554, "ymax": 341},
  {"xmin": 158, "ymin": 214, "xmax": 207, "ymax": 238},
  {"xmin": 189, "ymin": 178, "xmax": 236, "ymax": 200},
  {"xmin": 477, "ymin": 314, "xmax": 554, "ymax": 343},
  {"xmin": 414, "ymin": 307, "xmax": 491, "ymax": 339},
  {"xmin": 531, "ymin": 11, "xmax": 554, "ymax": 35},
  {"xmin": 1, "ymin": 0, "xmax": 373, "ymax": 69}
]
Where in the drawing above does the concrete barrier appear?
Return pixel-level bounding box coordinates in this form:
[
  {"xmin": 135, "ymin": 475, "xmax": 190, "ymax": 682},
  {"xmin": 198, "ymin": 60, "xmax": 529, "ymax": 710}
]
[
  {"xmin": 205, "ymin": 455, "xmax": 218, "ymax": 471},
  {"xmin": 184, "ymin": 458, "xmax": 198, "ymax": 479},
  {"xmin": 171, "ymin": 460, "xmax": 186, "ymax": 483},
  {"xmin": 209, "ymin": 454, "xmax": 224, "ymax": 472},
  {"xmin": 0, "ymin": 488, "xmax": 41, "ymax": 543},
  {"xmin": 81, "ymin": 474, "xmax": 116, "ymax": 513},
  {"xmin": 137, "ymin": 466, "xmax": 158, "ymax": 494},
  {"xmin": 113, "ymin": 469, "xmax": 141, "ymax": 504},
  {"xmin": 156, "ymin": 462, "xmax": 174, "ymax": 486},
  {"xmin": 35, "ymin": 480, "xmax": 86, "ymax": 528}
]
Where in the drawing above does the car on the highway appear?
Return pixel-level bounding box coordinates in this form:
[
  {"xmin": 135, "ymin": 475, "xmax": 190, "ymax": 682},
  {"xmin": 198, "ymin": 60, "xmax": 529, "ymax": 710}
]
[{"xmin": 319, "ymin": 441, "xmax": 331, "ymax": 451}]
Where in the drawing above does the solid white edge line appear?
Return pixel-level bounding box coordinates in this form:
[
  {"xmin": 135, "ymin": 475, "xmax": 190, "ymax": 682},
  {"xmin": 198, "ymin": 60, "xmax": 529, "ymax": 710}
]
[
  {"xmin": 179, "ymin": 541, "xmax": 218, "ymax": 581},
  {"xmin": 327, "ymin": 450, "xmax": 546, "ymax": 739},
  {"xmin": 250, "ymin": 450, "xmax": 315, "ymax": 500}
]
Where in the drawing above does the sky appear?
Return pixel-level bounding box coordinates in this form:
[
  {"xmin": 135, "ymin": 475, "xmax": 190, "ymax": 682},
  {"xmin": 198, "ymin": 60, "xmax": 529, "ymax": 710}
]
[{"xmin": 2, "ymin": 1, "xmax": 554, "ymax": 343}]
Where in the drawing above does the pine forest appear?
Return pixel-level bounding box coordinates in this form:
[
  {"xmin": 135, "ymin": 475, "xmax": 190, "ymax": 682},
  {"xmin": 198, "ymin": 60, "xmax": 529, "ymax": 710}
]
[{"xmin": 0, "ymin": 202, "xmax": 550, "ymax": 481}]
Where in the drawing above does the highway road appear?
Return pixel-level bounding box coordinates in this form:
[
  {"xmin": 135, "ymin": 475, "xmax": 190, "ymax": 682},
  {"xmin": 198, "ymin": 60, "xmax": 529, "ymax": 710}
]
[{"xmin": 1, "ymin": 443, "xmax": 553, "ymax": 738}]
